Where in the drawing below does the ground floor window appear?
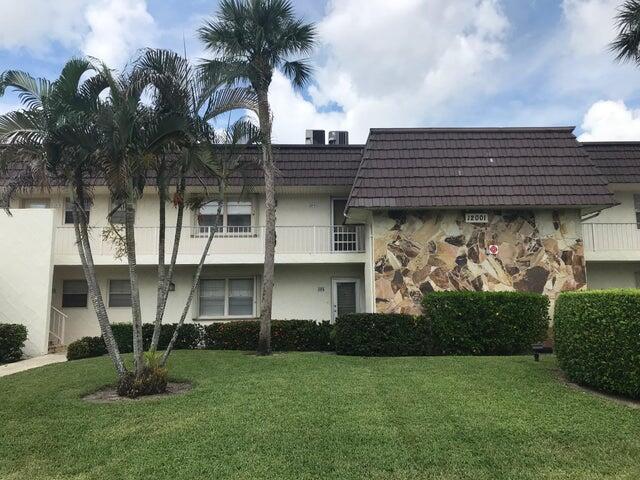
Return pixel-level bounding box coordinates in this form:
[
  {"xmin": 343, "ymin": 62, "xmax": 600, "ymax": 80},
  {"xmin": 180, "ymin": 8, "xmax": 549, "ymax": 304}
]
[
  {"xmin": 199, "ymin": 277, "xmax": 255, "ymax": 318},
  {"xmin": 109, "ymin": 280, "xmax": 132, "ymax": 307},
  {"xmin": 62, "ymin": 280, "xmax": 88, "ymax": 308}
]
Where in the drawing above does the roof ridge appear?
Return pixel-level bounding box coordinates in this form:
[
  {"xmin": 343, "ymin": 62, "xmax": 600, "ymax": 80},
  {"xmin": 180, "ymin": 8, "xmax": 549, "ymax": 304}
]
[{"xmin": 368, "ymin": 126, "xmax": 576, "ymax": 133}]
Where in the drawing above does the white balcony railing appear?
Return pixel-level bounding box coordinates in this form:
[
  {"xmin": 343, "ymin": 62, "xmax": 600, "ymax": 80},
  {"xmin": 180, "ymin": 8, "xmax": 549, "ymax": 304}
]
[
  {"xmin": 54, "ymin": 225, "xmax": 366, "ymax": 258},
  {"xmin": 583, "ymin": 223, "xmax": 640, "ymax": 251}
]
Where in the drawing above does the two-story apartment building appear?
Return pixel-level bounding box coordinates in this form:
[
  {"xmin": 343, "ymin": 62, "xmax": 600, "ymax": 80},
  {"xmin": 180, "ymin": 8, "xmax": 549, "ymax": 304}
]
[{"xmin": 1, "ymin": 126, "xmax": 632, "ymax": 357}]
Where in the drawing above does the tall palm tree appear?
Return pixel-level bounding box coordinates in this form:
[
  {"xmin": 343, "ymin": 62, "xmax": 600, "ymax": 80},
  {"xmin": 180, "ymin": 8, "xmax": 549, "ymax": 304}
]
[
  {"xmin": 132, "ymin": 48, "xmax": 258, "ymax": 353},
  {"xmin": 611, "ymin": 1, "xmax": 640, "ymax": 64},
  {"xmin": 0, "ymin": 60, "xmax": 127, "ymax": 376},
  {"xmin": 198, "ymin": 0, "xmax": 317, "ymax": 355}
]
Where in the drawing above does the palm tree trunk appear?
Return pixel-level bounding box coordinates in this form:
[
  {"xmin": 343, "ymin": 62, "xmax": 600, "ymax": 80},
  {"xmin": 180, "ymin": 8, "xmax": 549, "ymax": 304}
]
[
  {"xmin": 124, "ymin": 200, "xmax": 144, "ymax": 376},
  {"xmin": 71, "ymin": 196, "xmax": 126, "ymax": 377},
  {"xmin": 151, "ymin": 161, "xmax": 167, "ymax": 352},
  {"xmin": 257, "ymin": 90, "xmax": 275, "ymax": 356},
  {"xmin": 151, "ymin": 173, "xmax": 186, "ymax": 351},
  {"xmin": 160, "ymin": 199, "xmax": 223, "ymax": 366}
]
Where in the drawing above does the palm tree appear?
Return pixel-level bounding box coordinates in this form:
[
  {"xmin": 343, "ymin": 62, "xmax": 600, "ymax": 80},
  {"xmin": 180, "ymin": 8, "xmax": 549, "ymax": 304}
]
[
  {"xmin": 160, "ymin": 120, "xmax": 260, "ymax": 366},
  {"xmin": 611, "ymin": 1, "xmax": 640, "ymax": 64},
  {"xmin": 198, "ymin": 0, "xmax": 317, "ymax": 355},
  {"xmin": 132, "ymin": 48, "xmax": 258, "ymax": 353},
  {"xmin": 91, "ymin": 62, "xmax": 186, "ymax": 377},
  {"xmin": 0, "ymin": 60, "xmax": 127, "ymax": 376}
]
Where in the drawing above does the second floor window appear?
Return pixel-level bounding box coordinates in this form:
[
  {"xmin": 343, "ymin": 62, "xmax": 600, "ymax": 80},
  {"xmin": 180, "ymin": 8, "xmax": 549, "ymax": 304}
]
[
  {"xmin": 635, "ymin": 194, "xmax": 640, "ymax": 229},
  {"xmin": 64, "ymin": 199, "xmax": 91, "ymax": 225},
  {"xmin": 110, "ymin": 199, "xmax": 128, "ymax": 225},
  {"xmin": 197, "ymin": 200, "xmax": 252, "ymax": 233}
]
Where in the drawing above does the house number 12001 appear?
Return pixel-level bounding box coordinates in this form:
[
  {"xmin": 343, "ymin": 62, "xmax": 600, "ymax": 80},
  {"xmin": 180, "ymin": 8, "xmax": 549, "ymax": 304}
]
[{"xmin": 465, "ymin": 213, "xmax": 489, "ymax": 224}]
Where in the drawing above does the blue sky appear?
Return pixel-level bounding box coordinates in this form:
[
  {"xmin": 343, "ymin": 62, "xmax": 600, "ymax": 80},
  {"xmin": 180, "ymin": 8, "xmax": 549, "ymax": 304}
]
[{"xmin": 1, "ymin": 0, "xmax": 639, "ymax": 143}]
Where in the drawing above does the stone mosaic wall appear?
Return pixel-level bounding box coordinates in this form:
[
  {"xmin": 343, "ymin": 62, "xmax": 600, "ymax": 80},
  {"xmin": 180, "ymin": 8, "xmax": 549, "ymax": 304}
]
[{"xmin": 373, "ymin": 210, "xmax": 586, "ymax": 315}]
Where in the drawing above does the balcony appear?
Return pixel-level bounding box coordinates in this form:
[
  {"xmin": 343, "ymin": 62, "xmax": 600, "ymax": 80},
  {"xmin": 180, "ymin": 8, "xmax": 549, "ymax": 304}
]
[
  {"xmin": 583, "ymin": 223, "xmax": 640, "ymax": 261},
  {"xmin": 53, "ymin": 225, "xmax": 367, "ymax": 265}
]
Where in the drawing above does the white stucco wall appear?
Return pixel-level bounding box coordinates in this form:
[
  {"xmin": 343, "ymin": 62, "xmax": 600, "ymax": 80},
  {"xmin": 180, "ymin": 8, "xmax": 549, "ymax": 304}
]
[
  {"xmin": 55, "ymin": 263, "xmax": 364, "ymax": 343},
  {"xmin": 0, "ymin": 210, "xmax": 55, "ymax": 356},
  {"xmin": 586, "ymin": 262, "xmax": 640, "ymax": 289},
  {"xmin": 14, "ymin": 189, "xmax": 350, "ymax": 230},
  {"xmin": 585, "ymin": 187, "xmax": 638, "ymax": 224}
]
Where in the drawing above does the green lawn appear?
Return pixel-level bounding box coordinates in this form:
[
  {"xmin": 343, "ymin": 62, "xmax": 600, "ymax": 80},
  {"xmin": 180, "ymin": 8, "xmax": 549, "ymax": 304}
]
[{"xmin": 1, "ymin": 352, "xmax": 639, "ymax": 480}]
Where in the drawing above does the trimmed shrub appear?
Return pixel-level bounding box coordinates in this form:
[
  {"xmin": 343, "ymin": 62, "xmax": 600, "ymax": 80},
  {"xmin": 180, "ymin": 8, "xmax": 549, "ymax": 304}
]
[
  {"xmin": 204, "ymin": 320, "xmax": 334, "ymax": 351},
  {"xmin": 67, "ymin": 336, "xmax": 107, "ymax": 360},
  {"xmin": 424, "ymin": 291, "xmax": 550, "ymax": 355},
  {"xmin": 555, "ymin": 290, "xmax": 640, "ymax": 399},
  {"xmin": 334, "ymin": 313, "xmax": 431, "ymax": 356},
  {"xmin": 66, "ymin": 323, "xmax": 203, "ymax": 361},
  {"xmin": 0, "ymin": 324, "xmax": 28, "ymax": 363}
]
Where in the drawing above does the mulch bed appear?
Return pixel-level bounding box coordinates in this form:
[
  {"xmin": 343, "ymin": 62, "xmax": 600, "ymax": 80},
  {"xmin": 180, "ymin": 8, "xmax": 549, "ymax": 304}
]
[{"xmin": 83, "ymin": 382, "xmax": 192, "ymax": 403}]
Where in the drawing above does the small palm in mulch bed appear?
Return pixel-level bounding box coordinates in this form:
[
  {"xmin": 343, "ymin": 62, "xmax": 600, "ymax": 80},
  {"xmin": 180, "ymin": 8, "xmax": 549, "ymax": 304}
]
[{"xmin": 85, "ymin": 351, "xmax": 191, "ymax": 402}]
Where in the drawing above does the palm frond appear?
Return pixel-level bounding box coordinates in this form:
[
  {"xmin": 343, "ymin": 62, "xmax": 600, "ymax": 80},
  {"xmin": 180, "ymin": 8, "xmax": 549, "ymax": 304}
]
[
  {"xmin": 0, "ymin": 70, "xmax": 51, "ymax": 110},
  {"xmin": 281, "ymin": 59, "xmax": 313, "ymax": 89},
  {"xmin": 0, "ymin": 110, "xmax": 45, "ymax": 144},
  {"xmin": 611, "ymin": 0, "xmax": 640, "ymax": 64}
]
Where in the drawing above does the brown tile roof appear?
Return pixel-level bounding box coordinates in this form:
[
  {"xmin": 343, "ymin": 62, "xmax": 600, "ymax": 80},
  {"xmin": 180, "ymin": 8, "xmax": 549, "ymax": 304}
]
[
  {"xmin": 191, "ymin": 144, "xmax": 363, "ymax": 187},
  {"xmin": 347, "ymin": 127, "xmax": 616, "ymax": 210},
  {"xmin": 0, "ymin": 144, "xmax": 364, "ymax": 189},
  {"xmin": 581, "ymin": 142, "xmax": 640, "ymax": 184}
]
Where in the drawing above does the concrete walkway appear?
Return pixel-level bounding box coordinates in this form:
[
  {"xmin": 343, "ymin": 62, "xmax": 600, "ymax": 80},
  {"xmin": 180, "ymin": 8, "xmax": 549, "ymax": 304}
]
[{"xmin": 0, "ymin": 354, "xmax": 66, "ymax": 378}]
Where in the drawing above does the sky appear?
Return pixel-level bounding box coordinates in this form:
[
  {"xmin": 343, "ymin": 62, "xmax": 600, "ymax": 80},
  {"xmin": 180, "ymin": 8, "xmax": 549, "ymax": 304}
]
[{"xmin": 1, "ymin": 0, "xmax": 640, "ymax": 144}]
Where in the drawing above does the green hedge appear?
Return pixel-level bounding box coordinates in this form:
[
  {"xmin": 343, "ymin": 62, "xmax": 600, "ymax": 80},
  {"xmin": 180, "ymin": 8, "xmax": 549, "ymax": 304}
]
[
  {"xmin": 204, "ymin": 320, "xmax": 334, "ymax": 351},
  {"xmin": 424, "ymin": 291, "xmax": 550, "ymax": 355},
  {"xmin": 334, "ymin": 292, "xmax": 549, "ymax": 357},
  {"xmin": 0, "ymin": 324, "xmax": 28, "ymax": 363},
  {"xmin": 66, "ymin": 323, "xmax": 203, "ymax": 361},
  {"xmin": 555, "ymin": 290, "xmax": 640, "ymax": 399},
  {"xmin": 67, "ymin": 336, "xmax": 107, "ymax": 361},
  {"xmin": 111, "ymin": 323, "xmax": 202, "ymax": 353},
  {"xmin": 334, "ymin": 314, "xmax": 430, "ymax": 356}
]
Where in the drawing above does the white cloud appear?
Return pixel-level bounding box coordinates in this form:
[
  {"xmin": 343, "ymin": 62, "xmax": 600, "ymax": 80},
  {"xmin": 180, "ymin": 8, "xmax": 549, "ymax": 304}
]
[
  {"xmin": 0, "ymin": 0, "xmax": 157, "ymax": 67},
  {"xmin": 578, "ymin": 100, "xmax": 640, "ymax": 141},
  {"xmin": 0, "ymin": 0, "xmax": 87, "ymax": 53},
  {"xmin": 268, "ymin": 0, "xmax": 509, "ymax": 143},
  {"xmin": 0, "ymin": 101, "xmax": 20, "ymax": 115},
  {"xmin": 83, "ymin": 0, "xmax": 157, "ymax": 67},
  {"xmin": 563, "ymin": 0, "xmax": 618, "ymax": 57}
]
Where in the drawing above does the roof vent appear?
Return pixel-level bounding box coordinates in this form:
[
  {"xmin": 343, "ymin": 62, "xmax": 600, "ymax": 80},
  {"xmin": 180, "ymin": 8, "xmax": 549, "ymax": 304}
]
[
  {"xmin": 305, "ymin": 129, "xmax": 325, "ymax": 145},
  {"xmin": 328, "ymin": 131, "xmax": 349, "ymax": 145}
]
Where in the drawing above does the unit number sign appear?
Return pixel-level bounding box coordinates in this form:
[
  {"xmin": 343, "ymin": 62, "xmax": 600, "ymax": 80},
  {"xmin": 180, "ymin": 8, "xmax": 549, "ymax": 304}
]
[{"xmin": 465, "ymin": 213, "xmax": 489, "ymax": 224}]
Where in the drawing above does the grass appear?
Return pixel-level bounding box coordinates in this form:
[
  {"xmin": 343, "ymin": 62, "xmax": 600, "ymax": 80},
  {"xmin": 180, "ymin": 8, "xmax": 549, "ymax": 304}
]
[{"xmin": 1, "ymin": 351, "xmax": 639, "ymax": 480}]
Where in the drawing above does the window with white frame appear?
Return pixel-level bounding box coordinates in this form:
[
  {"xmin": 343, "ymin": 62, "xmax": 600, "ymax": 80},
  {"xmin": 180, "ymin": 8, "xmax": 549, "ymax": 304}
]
[
  {"xmin": 197, "ymin": 200, "xmax": 252, "ymax": 234},
  {"xmin": 62, "ymin": 280, "xmax": 88, "ymax": 308},
  {"xmin": 64, "ymin": 198, "xmax": 91, "ymax": 224},
  {"xmin": 109, "ymin": 198, "xmax": 129, "ymax": 225},
  {"xmin": 109, "ymin": 280, "xmax": 132, "ymax": 307},
  {"xmin": 22, "ymin": 199, "xmax": 49, "ymax": 208},
  {"xmin": 635, "ymin": 194, "xmax": 640, "ymax": 229},
  {"xmin": 199, "ymin": 278, "xmax": 255, "ymax": 318}
]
